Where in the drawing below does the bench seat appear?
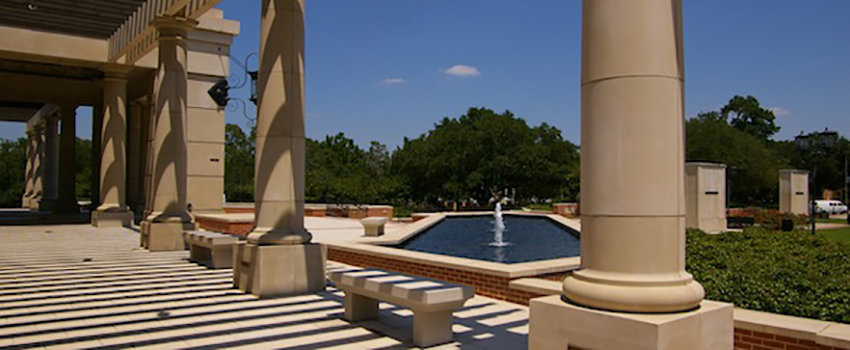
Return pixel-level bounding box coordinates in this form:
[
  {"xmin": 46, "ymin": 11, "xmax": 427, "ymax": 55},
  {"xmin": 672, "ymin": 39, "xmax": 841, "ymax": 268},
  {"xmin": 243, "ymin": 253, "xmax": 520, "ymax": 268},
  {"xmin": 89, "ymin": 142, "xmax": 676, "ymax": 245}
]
[
  {"xmin": 183, "ymin": 231, "xmax": 237, "ymax": 269},
  {"xmin": 329, "ymin": 268, "xmax": 474, "ymax": 347}
]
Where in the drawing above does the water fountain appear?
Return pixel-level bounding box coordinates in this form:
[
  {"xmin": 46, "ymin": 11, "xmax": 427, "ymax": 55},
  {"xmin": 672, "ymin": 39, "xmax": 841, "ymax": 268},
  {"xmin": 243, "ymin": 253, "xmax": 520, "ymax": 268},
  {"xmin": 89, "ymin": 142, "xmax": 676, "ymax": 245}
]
[{"xmin": 490, "ymin": 202, "xmax": 509, "ymax": 247}]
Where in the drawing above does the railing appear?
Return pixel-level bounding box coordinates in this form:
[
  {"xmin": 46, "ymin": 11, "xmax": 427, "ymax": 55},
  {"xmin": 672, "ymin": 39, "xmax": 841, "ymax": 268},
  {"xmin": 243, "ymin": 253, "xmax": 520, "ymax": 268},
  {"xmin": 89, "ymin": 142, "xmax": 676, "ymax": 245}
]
[{"xmin": 107, "ymin": 0, "xmax": 221, "ymax": 63}]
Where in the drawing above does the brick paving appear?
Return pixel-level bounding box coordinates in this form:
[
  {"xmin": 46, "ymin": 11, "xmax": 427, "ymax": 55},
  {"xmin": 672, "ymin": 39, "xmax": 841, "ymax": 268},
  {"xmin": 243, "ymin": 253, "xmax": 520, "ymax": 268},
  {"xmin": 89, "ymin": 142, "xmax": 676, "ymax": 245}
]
[{"xmin": 0, "ymin": 225, "xmax": 529, "ymax": 349}]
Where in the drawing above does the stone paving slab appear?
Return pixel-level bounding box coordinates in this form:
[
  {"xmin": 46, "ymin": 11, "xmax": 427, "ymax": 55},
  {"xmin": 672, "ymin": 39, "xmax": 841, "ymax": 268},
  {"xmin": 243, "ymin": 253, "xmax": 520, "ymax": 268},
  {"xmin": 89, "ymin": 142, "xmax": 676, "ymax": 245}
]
[{"xmin": 0, "ymin": 224, "xmax": 529, "ymax": 349}]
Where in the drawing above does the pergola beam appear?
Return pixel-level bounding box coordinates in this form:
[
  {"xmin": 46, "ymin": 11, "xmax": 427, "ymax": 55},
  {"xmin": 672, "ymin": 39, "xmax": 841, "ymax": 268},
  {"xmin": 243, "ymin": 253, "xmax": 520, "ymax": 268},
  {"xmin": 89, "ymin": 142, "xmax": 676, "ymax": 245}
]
[{"xmin": 107, "ymin": 0, "xmax": 220, "ymax": 64}]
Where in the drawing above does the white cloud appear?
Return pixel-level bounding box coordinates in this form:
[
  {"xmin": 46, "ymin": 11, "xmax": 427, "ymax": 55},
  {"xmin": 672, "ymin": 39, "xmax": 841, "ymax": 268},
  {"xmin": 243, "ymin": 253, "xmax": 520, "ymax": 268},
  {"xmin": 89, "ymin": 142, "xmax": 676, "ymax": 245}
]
[
  {"xmin": 444, "ymin": 64, "xmax": 481, "ymax": 77},
  {"xmin": 769, "ymin": 106, "xmax": 791, "ymax": 117},
  {"xmin": 379, "ymin": 78, "xmax": 407, "ymax": 86}
]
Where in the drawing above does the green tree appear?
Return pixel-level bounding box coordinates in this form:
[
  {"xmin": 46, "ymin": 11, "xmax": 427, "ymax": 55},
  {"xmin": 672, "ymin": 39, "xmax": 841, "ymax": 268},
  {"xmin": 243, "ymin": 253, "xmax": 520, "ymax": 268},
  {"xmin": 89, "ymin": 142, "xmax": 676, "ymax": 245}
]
[
  {"xmin": 0, "ymin": 138, "xmax": 28, "ymax": 207},
  {"xmin": 224, "ymin": 124, "xmax": 255, "ymax": 202},
  {"xmin": 76, "ymin": 138, "xmax": 92, "ymax": 201},
  {"xmin": 721, "ymin": 95, "xmax": 781, "ymax": 141},
  {"xmin": 392, "ymin": 107, "xmax": 580, "ymax": 206},
  {"xmin": 686, "ymin": 113, "xmax": 786, "ymax": 206}
]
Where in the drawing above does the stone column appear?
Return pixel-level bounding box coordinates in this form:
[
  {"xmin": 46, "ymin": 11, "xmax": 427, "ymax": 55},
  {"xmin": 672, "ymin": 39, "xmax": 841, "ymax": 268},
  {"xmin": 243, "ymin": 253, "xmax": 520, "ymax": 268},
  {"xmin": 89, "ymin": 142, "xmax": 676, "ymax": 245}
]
[
  {"xmin": 39, "ymin": 115, "xmax": 59, "ymax": 211},
  {"xmin": 30, "ymin": 122, "xmax": 46, "ymax": 211},
  {"xmin": 91, "ymin": 105, "xmax": 103, "ymax": 210},
  {"xmin": 55, "ymin": 104, "xmax": 78, "ymax": 214},
  {"xmin": 233, "ymin": 0, "xmax": 325, "ymax": 297},
  {"xmin": 142, "ymin": 98, "xmax": 155, "ymax": 220},
  {"xmin": 127, "ymin": 100, "xmax": 143, "ymax": 219},
  {"xmin": 21, "ymin": 129, "xmax": 35, "ymax": 209},
  {"xmin": 562, "ymin": 0, "xmax": 702, "ymax": 314},
  {"xmin": 92, "ymin": 67, "xmax": 133, "ymax": 227},
  {"xmin": 529, "ymin": 1, "xmax": 733, "ymax": 349},
  {"xmin": 140, "ymin": 16, "xmax": 197, "ymax": 251}
]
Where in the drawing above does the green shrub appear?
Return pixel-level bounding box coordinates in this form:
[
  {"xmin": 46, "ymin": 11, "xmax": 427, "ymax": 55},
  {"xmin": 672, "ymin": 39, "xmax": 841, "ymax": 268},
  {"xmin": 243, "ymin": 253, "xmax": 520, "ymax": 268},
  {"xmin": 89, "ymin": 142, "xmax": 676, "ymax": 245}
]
[
  {"xmin": 687, "ymin": 227, "xmax": 850, "ymax": 323},
  {"xmin": 752, "ymin": 210, "xmax": 808, "ymax": 230}
]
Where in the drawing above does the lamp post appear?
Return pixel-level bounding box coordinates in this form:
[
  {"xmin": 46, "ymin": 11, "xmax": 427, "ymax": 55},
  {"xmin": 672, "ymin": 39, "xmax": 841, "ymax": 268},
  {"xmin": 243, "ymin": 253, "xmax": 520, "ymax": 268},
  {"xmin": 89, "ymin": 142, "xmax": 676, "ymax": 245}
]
[{"xmin": 795, "ymin": 129, "xmax": 839, "ymax": 235}]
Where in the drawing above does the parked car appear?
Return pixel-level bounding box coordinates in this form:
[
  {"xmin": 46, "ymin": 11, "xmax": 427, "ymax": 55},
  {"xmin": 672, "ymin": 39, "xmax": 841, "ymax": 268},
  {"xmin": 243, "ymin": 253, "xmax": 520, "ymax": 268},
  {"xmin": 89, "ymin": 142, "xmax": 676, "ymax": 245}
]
[{"xmin": 814, "ymin": 200, "xmax": 848, "ymax": 215}]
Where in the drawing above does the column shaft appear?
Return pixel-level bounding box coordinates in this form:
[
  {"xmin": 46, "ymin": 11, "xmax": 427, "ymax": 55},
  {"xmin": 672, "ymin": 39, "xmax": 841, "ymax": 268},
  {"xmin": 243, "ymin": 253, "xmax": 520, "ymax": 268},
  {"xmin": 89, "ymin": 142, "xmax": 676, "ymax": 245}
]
[
  {"xmin": 22, "ymin": 130, "xmax": 35, "ymax": 208},
  {"xmin": 56, "ymin": 105, "xmax": 77, "ymax": 213},
  {"xmin": 249, "ymin": 0, "xmax": 311, "ymax": 245},
  {"xmin": 40, "ymin": 116, "xmax": 59, "ymax": 210},
  {"xmin": 562, "ymin": 0, "xmax": 703, "ymax": 313},
  {"xmin": 97, "ymin": 72, "xmax": 129, "ymax": 211},
  {"xmin": 30, "ymin": 123, "xmax": 45, "ymax": 210},
  {"xmin": 127, "ymin": 101, "xmax": 143, "ymax": 214},
  {"xmin": 141, "ymin": 17, "xmax": 197, "ymax": 251},
  {"xmin": 92, "ymin": 69, "xmax": 133, "ymax": 227}
]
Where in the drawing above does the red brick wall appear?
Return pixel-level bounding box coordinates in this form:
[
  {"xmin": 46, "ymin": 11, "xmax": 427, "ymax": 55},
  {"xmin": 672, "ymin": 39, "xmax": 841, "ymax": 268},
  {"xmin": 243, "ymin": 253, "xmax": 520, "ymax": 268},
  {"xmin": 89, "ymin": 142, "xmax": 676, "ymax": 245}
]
[
  {"xmin": 224, "ymin": 207, "xmax": 254, "ymax": 214},
  {"xmin": 734, "ymin": 328, "xmax": 844, "ymax": 350},
  {"xmin": 328, "ymin": 247, "xmax": 539, "ymax": 305},
  {"xmin": 196, "ymin": 218, "xmax": 253, "ymax": 237}
]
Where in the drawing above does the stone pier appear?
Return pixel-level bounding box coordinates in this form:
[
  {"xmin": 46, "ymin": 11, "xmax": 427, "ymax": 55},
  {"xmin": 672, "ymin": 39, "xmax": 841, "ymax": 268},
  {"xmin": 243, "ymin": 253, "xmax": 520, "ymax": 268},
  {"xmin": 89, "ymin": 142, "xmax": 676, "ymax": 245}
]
[
  {"xmin": 233, "ymin": 0, "xmax": 325, "ymax": 298},
  {"xmin": 530, "ymin": 1, "xmax": 734, "ymax": 349}
]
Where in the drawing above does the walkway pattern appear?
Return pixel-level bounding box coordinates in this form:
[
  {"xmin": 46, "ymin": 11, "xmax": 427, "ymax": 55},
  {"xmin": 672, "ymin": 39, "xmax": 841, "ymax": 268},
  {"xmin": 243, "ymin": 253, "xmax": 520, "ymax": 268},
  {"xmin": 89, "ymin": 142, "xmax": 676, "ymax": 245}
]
[{"xmin": 0, "ymin": 225, "xmax": 529, "ymax": 349}]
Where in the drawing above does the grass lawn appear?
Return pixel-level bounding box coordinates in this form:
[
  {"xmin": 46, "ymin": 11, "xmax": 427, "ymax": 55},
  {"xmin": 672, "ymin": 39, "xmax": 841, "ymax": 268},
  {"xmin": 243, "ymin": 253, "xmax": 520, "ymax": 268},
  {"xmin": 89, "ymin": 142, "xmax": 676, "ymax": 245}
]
[{"xmin": 820, "ymin": 227, "xmax": 850, "ymax": 245}]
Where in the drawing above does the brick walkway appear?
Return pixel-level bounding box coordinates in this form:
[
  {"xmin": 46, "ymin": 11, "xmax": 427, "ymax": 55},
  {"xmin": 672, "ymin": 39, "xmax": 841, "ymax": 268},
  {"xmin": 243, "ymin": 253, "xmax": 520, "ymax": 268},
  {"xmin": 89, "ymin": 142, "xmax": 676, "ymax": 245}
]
[{"xmin": 0, "ymin": 225, "xmax": 529, "ymax": 349}]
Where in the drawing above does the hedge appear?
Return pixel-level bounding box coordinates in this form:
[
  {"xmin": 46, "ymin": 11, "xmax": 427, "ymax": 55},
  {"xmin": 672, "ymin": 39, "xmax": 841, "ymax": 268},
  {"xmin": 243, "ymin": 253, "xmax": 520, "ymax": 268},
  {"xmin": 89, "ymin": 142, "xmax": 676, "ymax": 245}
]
[{"xmin": 687, "ymin": 227, "xmax": 850, "ymax": 323}]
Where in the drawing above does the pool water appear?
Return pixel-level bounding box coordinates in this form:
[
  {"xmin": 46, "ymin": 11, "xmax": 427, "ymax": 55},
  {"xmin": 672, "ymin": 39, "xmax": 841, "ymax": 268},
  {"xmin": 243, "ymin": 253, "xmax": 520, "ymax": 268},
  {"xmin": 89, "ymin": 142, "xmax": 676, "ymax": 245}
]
[{"xmin": 396, "ymin": 215, "xmax": 580, "ymax": 264}]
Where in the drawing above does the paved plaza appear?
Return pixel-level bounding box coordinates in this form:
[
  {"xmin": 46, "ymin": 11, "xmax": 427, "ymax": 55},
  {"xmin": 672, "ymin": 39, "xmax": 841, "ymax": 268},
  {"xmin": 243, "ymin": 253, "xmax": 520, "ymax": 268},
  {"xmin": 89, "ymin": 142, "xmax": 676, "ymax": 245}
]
[{"xmin": 0, "ymin": 225, "xmax": 529, "ymax": 349}]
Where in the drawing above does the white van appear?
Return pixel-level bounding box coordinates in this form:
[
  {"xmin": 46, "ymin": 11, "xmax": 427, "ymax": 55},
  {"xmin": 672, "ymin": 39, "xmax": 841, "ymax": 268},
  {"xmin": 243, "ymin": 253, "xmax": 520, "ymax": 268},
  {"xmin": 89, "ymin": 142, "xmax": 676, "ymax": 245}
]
[{"xmin": 814, "ymin": 200, "xmax": 848, "ymax": 215}]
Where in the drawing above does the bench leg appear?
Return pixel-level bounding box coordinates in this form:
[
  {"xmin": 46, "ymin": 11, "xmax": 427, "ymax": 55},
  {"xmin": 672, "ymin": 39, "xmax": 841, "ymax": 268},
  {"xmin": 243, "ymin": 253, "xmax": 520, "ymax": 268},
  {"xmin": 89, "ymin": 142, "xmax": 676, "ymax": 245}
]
[
  {"xmin": 211, "ymin": 245, "xmax": 234, "ymax": 269},
  {"xmin": 344, "ymin": 293, "xmax": 379, "ymax": 322},
  {"xmin": 413, "ymin": 310, "xmax": 453, "ymax": 348}
]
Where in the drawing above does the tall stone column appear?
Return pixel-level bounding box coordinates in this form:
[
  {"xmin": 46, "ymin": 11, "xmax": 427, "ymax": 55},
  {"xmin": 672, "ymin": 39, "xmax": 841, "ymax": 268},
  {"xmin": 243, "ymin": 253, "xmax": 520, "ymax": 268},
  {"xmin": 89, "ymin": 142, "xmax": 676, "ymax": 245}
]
[
  {"xmin": 55, "ymin": 104, "xmax": 78, "ymax": 214},
  {"xmin": 529, "ymin": 1, "xmax": 733, "ymax": 349},
  {"xmin": 29, "ymin": 122, "xmax": 45, "ymax": 211},
  {"xmin": 140, "ymin": 16, "xmax": 197, "ymax": 251},
  {"xmin": 92, "ymin": 67, "xmax": 133, "ymax": 227},
  {"xmin": 127, "ymin": 100, "xmax": 143, "ymax": 219},
  {"xmin": 21, "ymin": 129, "xmax": 35, "ymax": 209},
  {"xmin": 233, "ymin": 0, "xmax": 325, "ymax": 297},
  {"xmin": 142, "ymin": 98, "xmax": 155, "ymax": 220},
  {"xmin": 39, "ymin": 115, "xmax": 59, "ymax": 211}
]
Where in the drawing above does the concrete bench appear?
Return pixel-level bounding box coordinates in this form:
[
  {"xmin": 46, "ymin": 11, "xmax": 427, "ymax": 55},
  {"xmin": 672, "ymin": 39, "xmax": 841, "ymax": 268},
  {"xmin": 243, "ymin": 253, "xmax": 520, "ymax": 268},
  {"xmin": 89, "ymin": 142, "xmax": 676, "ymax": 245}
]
[
  {"xmin": 183, "ymin": 231, "xmax": 237, "ymax": 269},
  {"xmin": 360, "ymin": 217, "xmax": 388, "ymax": 237},
  {"xmin": 329, "ymin": 268, "xmax": 474, "ymax": 347}
]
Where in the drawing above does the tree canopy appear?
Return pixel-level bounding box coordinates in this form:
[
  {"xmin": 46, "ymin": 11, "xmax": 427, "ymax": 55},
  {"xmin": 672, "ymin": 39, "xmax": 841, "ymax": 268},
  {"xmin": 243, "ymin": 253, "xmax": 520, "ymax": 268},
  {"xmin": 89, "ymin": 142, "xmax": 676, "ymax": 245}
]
[{"xmin": 721, "ymin": 95, "xmax": 781, "ymax": 141}]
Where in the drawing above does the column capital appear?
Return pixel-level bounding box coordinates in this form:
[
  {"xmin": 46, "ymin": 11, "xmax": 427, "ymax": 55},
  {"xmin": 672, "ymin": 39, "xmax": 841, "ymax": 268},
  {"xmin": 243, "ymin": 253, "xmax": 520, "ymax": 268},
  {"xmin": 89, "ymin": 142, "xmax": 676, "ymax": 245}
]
[
  {"xmin": 100, "ymin": 64, "xmax": 132, "ymax": 81},
  {"xmin": 153, "ymin": 16, "xmax": 198, "ymax": 39}
]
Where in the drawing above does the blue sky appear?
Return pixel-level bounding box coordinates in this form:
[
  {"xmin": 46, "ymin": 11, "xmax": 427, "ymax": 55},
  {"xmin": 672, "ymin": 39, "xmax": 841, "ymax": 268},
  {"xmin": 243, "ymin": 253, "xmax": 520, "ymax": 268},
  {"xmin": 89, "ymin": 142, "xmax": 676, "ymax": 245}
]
[{"xmin": 2, "ymin": 1, "xmax": 848, "ymax": 149}]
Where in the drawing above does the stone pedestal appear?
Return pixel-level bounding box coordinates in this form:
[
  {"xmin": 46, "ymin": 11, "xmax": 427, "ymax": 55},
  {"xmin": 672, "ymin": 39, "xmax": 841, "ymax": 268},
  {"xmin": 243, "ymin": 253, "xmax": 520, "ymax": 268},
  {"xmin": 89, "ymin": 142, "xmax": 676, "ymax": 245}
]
[
  {"xmin": 92, "ymin": 210, "xmax": 134, "ymax": 228},
  {"xmin": 360, "ymin": 217, "xmax": 388, "ymax": 237},
  {"xmin": 233, "ymin": 242, "xmax": 325, "ymax": 297},
  {"xmin": 530, "ymin": 295, "xmax": 733, "ymax": 350},
  {"xmin": 141, "ymin": 220, "xmax": 194, "ymax": 252},
  {"xmin": 780, "ymin": 169, "xmax": 809, "ymax": 215},
  {"xmin": 685, "ymin": 163, "xmax": 727, "ymax": 233}
]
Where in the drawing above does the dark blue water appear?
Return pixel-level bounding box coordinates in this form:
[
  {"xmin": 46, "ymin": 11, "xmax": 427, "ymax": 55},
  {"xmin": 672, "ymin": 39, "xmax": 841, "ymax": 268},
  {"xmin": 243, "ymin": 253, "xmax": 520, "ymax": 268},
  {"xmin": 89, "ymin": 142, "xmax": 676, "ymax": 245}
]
[{"xmin": 396, "ymin": 215, "xmax": 580, "ymax": 264}]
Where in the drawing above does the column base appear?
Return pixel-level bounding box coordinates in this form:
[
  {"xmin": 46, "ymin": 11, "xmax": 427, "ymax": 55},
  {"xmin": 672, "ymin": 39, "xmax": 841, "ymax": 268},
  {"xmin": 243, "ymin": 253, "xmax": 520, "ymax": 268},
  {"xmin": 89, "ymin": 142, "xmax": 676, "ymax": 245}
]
[
  {"xmin": 21, "ymin": 196, "xmax": 31, "ymax": 210},
  {"xmin": 140, "ymin": 220, "xmax": 195, "ymax": 251},
  {"xmin": 233, "ymin": 242, "xmax": 326, "ymax": 297},
  {"xmin": 92, "ymin": 209, "xmax": 133, "ymax": 228},
  {"xmin": 529, "ymin": 295, "xmax": 733, "ymax": 350},
  {"xmin": 28, "ymin": 197, "xmax": 43, "ymax": 211},
  {"xmin": 38, "ymin": 199, "xmax": 57, "ymax": 212},
  {"xmin": 53, "ymin": 200, "xmax": 79, "ymax": 214}
]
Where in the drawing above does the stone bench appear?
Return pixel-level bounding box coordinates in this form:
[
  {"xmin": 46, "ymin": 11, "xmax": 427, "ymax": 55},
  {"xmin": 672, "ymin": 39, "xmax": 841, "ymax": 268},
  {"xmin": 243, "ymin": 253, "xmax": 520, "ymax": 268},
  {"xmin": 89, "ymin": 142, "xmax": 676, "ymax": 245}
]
[
  {"xmin": 360, "ymin": 217, "xmax": 388, "ymax": 237},
  {"xmin": 329, "ymin": 268, "xmax": 474, "ymax": 347},
  {"xmin": 183, "ymin": 231, "xmax": 237, "ymax": 269}
]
